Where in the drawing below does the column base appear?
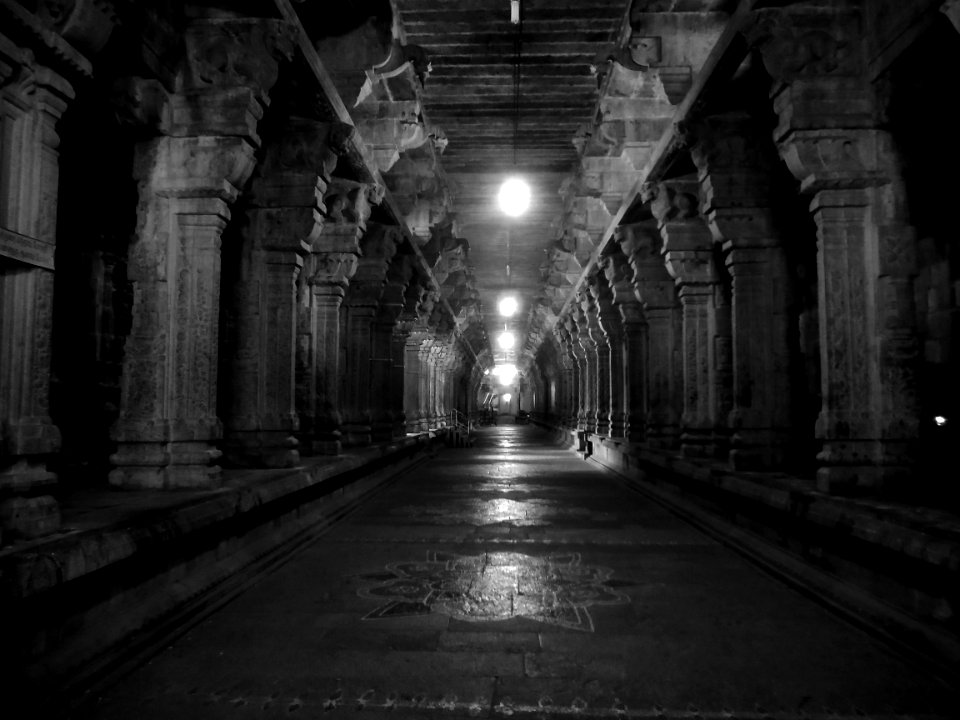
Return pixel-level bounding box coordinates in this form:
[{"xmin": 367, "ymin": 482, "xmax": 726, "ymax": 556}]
[
  {"xmin": 644, "ymin": 423, "xmax": 679, "ymax": 450},
  {"xmin": 0, "ymin": 495, "xmax": 60, "ymax": 541},
  {"xmin": 222, "ymin": 431, "xmax": 299, "ymax": 469},
  {"xmin": 342, "ymin": 424, "xmax": 372, "ymax": 447},
  {"xmin": 371, "ymin": 421, "xmax": 393, "ymax": 442},
  {"xmin": 728, "ymin": 428, "xmax": 789, "ymax": 470},
  {"xmin": 815, "ymin": 440, "xmax": 913, "ymax": 495},
  {"xmin": 109, "ymin": 441, "xmax": 223, "ymax": 489}
]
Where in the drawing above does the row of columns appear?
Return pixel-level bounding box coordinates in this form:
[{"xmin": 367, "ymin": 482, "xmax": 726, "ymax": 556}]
[
  {"xmin": 0, "ymin": 8, "xmax": 470, "ymax": 543},
  {"xmin": 537, "ymin": 3, "xmax": 930, "ymax": 495}
]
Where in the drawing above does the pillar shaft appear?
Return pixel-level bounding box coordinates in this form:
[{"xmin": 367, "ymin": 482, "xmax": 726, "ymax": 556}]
[
  {"xmin": 0, "ymin": 62, "xmax": 73, "ymax": 538},
  {"xmin": 110, "ymin": 19, "xmax": 293, "ymax": 488}
]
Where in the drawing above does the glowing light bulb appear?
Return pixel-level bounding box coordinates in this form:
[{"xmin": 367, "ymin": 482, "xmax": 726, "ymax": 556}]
[
  {"xmin": 935, "ymin": 415, "xmax": 947, "ymax": 427},
  {"xmin": 502, "ymin": 393, "xmax": 513, "ymax": 403},
  {"xmin": 498, "ymin": 296, "xmax": 518, "ymax": 317},
  {"xmin": 498, "ymin": 177, "xmax": 531, "ymax": 217},
  {"xmin": 493, "ymin": 363, "xmax": 517, "ymax": 385},
  {"xmin": 497, "ymin": 331, "xmax": 515, "ymax": 350}
]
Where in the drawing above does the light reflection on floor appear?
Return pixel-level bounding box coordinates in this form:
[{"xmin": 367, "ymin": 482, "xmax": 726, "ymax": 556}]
[{"xmin": 357, "ymin": 550, "xmax": 631, "ymax": 631}]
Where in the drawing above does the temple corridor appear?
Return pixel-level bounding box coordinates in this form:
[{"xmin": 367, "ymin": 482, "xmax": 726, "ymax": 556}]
[{"xmin": 81, "ymin": 426, "xmax": 956, "ymax": 720}]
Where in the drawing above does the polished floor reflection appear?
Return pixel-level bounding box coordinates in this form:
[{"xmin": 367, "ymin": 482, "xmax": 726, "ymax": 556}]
[{"xmin": 88, "ymin": 426, "xmax": 958, "ymax": 719}]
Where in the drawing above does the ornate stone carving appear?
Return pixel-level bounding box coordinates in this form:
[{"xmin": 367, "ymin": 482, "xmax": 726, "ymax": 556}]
[{"xmin": 110, "ymin": 17, "xmax": 295, "ymax": 488}]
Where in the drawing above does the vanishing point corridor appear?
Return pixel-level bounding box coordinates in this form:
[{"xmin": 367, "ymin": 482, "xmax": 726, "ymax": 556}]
[{"xmin": 85, "ymin": 427, "xmax": 956, "ymax": 720}]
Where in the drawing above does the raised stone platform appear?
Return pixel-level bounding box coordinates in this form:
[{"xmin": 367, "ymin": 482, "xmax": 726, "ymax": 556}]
[{"xmin": 0, "ymin": 433, "xmax": 441, "ymax": 705}]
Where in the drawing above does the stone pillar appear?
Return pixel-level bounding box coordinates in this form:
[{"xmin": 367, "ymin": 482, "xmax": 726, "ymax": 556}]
[
  {"xmin": 371, "ymin": 254, "xmax": 412, "ymax": 441},
  {"xmin": 574, "ymin": 302, "xmax": 599, "ymax": 434},
  {"xmin": 749, "ymin": 5, "xmax": 920, "ymax": 492},
  {"xmin": 652, "ymin": 180, "xmax": 730, "ymax": 459},
  {"xmin": 0, "ymin": 55, "xmax": 73, "ymax": 538},
  {"xmin": 598, "ymin": 248, "xmax": 646, "ymax": 442},
  {"xmin": 552, "ymin": 327, "xmax": 572, "ymax": 427},
  {"xmin": 692, "ymin": 113, "xmax": 793, "ymax": 469},
  {"xmin": 619, "ymin": 221, "xmax": 681, "ymax": 449},
  {"xmin": 403, "ymin": 330, "xmax": 427, "ymax": 433},
  {"xmin": 585, "ymin": 277, "xmax": 611, "ymax": 437},
  {"xmin": 393, "ymin": 279, "xmax": 426, "ymax": 437},
  {"xmin": 564, "ymin": 314, "xmax": 588, "ymax": 432},
  {"xmin": 342, "ymin": 221, "xmax": 398, "ymax": 447},
  {"xmin": 110, "ymin": 19, "xmax": 294, "ymax": 488},
  {"xmin": 224, "ymin": 119, "xmax": 347, "ymax": 467}
]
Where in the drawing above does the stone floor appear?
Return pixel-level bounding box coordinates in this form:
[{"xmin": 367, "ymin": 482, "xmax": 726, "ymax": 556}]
[{"xmin": 79, "ymin": 426, "xmax": 958, "ymax": 720}]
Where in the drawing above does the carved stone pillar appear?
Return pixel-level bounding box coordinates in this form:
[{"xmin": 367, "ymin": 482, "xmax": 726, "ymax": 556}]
[
  {"xmin": 749, "ymin": 5, "xmax": 920, "ymax": 492},
  {"xmin": 342, "ymin": 221, "xmax": 398, "ymax": 447},
  {"xmin": 653, "ymin": 180, "xmax": 730, "ymax": 458},
  {"xmin": 552, "ymin": 327, "xmax": 572, "ymax": 428},
  {"xmin": 371, "ymin": 254, "xmax": 412, "ymax": 441},
  {"xmin": 692, "ymin": 113, "xmax": 793, "ymax": 469},
  {"xmin": 403, "ymin": 330, "xmax": 428, "ymax": 433},
  {"xmin": 619, "ymin": 221, "xmax": 680, "ymax": 449},
  {"xmin": 557, "ymin": 323, "xmax": 580, "ymax": 429},
  {"xmin": 585, "ymin": 278, "xmax": 611, "ymax": 437},
  {"xmin": 110, "ymin": 19, "xmax": 294, "ymax": 488},
  {"xmin": 576, "ymin": 301, "xmax": 601, "ymax": 435},
  {"xmin": 599, "ymin": 252, "xmax": 631, "ymax": 439},
  {"xmin": 0, "ymin": 54, "xmax": 73, "ymax": 538},
  {"xmin": 567, "ymin": 310, "xmax": 596, "ymax": 432},
  {"xmin": 224, "ymin": 119, "xmax": 347, "ymax": 467},
  {"xmin": 295, "ymin": 173, "xmax": 366, "ymax": 456}
]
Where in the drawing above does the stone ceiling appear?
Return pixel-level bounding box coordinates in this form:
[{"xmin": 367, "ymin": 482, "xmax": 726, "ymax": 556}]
[
  {"xmin": 307, "ymin": 0, "xmax": 736, "ymax": 370},
  {"xmin": 396, "ymin": 0, "xmax": 628, "ymax": 369}
]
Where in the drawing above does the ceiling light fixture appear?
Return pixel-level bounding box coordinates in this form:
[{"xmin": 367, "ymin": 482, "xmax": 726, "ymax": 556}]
[
  {"xmin": 497, "ymin": 330, "xmax": 516, "ymax": 350},
  {"xmin": 498, "ymin": 178, "xmax": 530, "ymax": 217},
  {"xmin": 497, "ymin": 0, "xmax": 530, "ymax": 218},
  {"xmin": 493, "ymin": 363, "xmax": 518, "ymax": 385},
  {"xmin": 498, "ymin": 296, "xmax": 518, "ymax": 317}
]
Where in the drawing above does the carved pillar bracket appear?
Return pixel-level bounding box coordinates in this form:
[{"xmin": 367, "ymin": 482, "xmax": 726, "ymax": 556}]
[
  {"xmin": 748, "ymin": 4, "xmax": 920, "ymax": 492},
  {"xmin": 110, "ymin": 17, "xmax": 295, "ymax": 489}
]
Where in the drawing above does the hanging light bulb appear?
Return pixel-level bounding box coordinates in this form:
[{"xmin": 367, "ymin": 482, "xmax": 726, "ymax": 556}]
[
  {"xmin": 497, "ymin": 330, "xmax": 515, "ymax": 350},
  {"xmin": 498, "ymin": 296, "xmax": 518, "ymax": 317},
  {"xmin": 510, "ymin": 0, "xmax": 520, "ymax": 25},
  {"xmin": 498, "ymin": 177, "xmax": 530, "ymax": 217}
]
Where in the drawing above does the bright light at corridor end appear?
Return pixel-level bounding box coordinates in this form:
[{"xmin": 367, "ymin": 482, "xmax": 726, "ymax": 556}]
[
  {"xmin": 493, "ymin": 363, "xmax": 517, "ymax": 384},
  {"xmin": 498, "ymin": 177, "xmax": 531, "ymax": 217},
  {"xmin": 497, "ymin": 331, "xmax": 515, "ymax": 350},
  {"xmin": 498, "ymin": 296, "xmax": 518, "ymax": 317}
]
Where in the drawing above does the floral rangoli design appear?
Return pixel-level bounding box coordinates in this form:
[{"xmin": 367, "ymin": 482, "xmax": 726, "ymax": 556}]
[{"xmin": 356, "ymin": 551, "xmax": 631, "ymax": 632}]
